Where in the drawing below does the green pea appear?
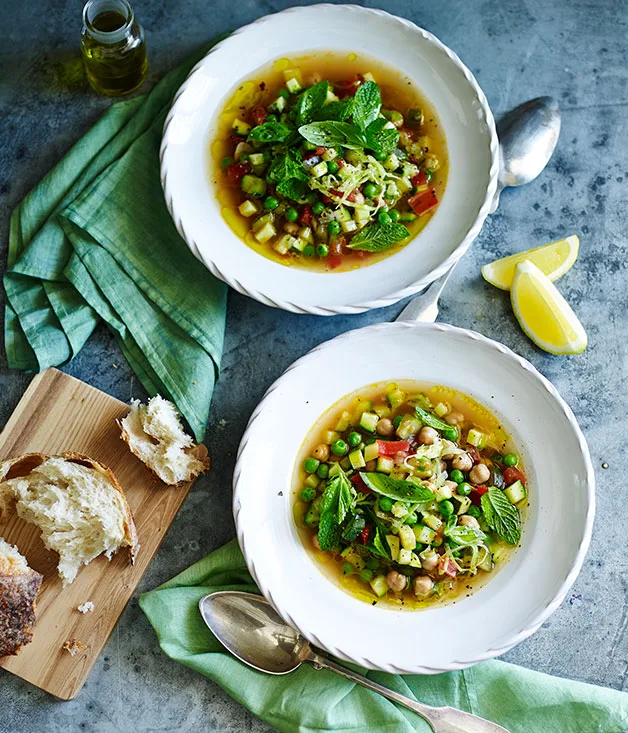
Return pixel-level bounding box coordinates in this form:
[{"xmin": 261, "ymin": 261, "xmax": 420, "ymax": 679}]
[
  {"xmin": 467, "ymin": 505, "xmax": 482, "ymax": 519},
  {"xmin": 503, "ymin": 453, "xmax": 518, "ymax": 467},
  {"xmin": 359, "ymin": 568, "xmax": 374, "ymax": 582},
  {"xmin": 331, "ymin": 439, "xmax": 348, "ymax": 456},
  {"xmin": 378, "ymin": 211, "xmax": 392, "ymax": 226},
  {"xmin": 443, "ymin": 426, "xmax": 459, "ymax": 441},
  {"xmin": 379, "ymin": 497, "xmax": 393, "ymax": 512},
  {"xmin": 278, "ymin": 89, "xmax": 290, "ymax": 99},
  {"xmin": 404, "ymin": 512, "xmax": 418, "ymax": 525},
  {"xmin": 285, "ymin": 207, "xmax": 299, "ymax": 222},
  {"xmin": 341, "ymin": 562, "xmax": 353, "ymax": 575},
  {"xmin": 312, "ymin": 201, "xmax": 325, "ymax": 215},
  {"xmin": 393, "ymin": 415, "xmax": 402, "ymax": 429},
  {"xmin": 264, "ymin": 196, "xmax": 279, "ymax": 210},
  {"xmin": 363, "ymin": 182, "xmax": 379, "ymax": 198},
  {"xmin": 300, "ymin": 487, "xmax": 316, "ymax": 502},
  {"xmin": 449, "ymin": 469, "xmax": 465, "ymax": 484},
  {"xmin": 389, "ymin": 209, "xmax": 400, "ymax": 222},
  {"xmin": 366, "ymin": 557, "xmax": 380, "ymax": 570},
  {"xmin": 303, "ymin": 244, "xmax": 315, "ymax": 257},
  {"xmin": 348, "ymin": 431, "xmax": 362, "ymax": 448},
  {"xmin": 328, "ymin": 160, "xmax": 340, "ymax": 174},
  {"xmin": 439, "ymin": 500, "xmax": 455, "ymax": 517},
  {"xmin": 221, "ymin": 157, "xmax": 234, "ymax": 169},
  {"xmin": 374, "ymin": 150, "xmax": 387, "ymax": 161},
  {"xmin": 328, "ymin": 220, "xmax": 341, "ymax": 235},
  {"xmin": 304, "ymin": 457, "xmax": 320, "ymax": 473},
  {"xmin": 316, "ymin": 463, "xmax": 329, "ymax": 479},
  {"xmin": 316, "ymin": 243, "xmax": 329, "ymax": 257},
  {"xmin": 457, "ymin": 482, "xmax": 472, "ymax": 497}
]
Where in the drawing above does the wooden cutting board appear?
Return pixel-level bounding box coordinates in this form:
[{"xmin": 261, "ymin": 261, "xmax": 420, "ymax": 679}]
[{"xmin": 0, "ymin": 368, "xmax": 199, "ymax": 700}]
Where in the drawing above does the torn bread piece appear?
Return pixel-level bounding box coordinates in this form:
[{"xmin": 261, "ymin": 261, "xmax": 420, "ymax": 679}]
[
  {"xmin": 0, "ymin": 538, "xmax": 43, "ymax": 657},
  {"xmin": 77, "ymin": 601, "xmax": 94, "ymax": 614},
  {"xmin": 63, "ymin": 638, "xmax": 87, "ymax": 656},
  {"xmin": 120, "ymin": 396, "xmax": 210, "ymax": 485},
  {"xmin": 0, "ymin": 453, "xmax": 138, "ymax": 586}
]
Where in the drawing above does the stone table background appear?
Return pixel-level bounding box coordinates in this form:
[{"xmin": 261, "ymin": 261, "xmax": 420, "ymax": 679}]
[{"xmin": 1, "ymin": 0, "xmax": 626, "ymax": 730}]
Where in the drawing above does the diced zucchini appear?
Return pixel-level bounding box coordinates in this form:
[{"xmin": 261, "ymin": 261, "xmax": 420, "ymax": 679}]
[
  {"xmin": 273, "ymin": 234, "xmax": 295, "ymax": 255},
  {"xmin": 452, "ymin": 495, "xmax": 472, "ymax": 515},
  {"xmin": 376, "ymin": 456, "xmax": 394, "ymax": 474},
  {"xmin": 364, "ymin": 442, "xmax": 379, "ymax": 462},
  {"xmin": 360, "ymin": 411, "xmax": 379, "ymax": 433},
  {"xmin": 341, "ymin": 220, "xmax": 357, "ymax": 233},
  {"xmin": 382, "ymin": 109, "xmax": 404, "ymax": 127},
  {"xmin": 373, "ymin": 405, "xmax": 391, "ymax": 418},
  {"xmin": 363, "ymin": 71, "xmax": 375, "ymax": 82},
  {"xmin": 478, "ymin": 553, "xmax": 493, "ymax": 572},
  {"xmin": 286, "ymin": 77, "xmax": 302, "ymax": 93},
  {"xmin": 304, "ymin": 497, "xmax": 322, "ymax": 526},
  {"xmin": 322, "ymin": 147, "xmax": 338, "ymax": 162},
  {"xmin": 422, "ymin": 514, "xmax": 443, "ymax": 531},
  {"xmin": 504, "ymin": 480, "xmax": 527, "ymax": 505},
  {"xmin": 386, "ymin": 535, "xmax": 400, "ymax": 562},
  {"xmin": 340, "ymin": 456, "xmax": 351, "ymax": 470},
  {"xmin": 337, "ymin": 207, "xmax": 352, "ymax": 222},
  {"xmin": 399, "ymin": 211, "xmax": 418, "ymax": 222},
  {"xmin": 387, "ymin": 387, "xmax": 406, "ymax": 409},
  {"xmin": 397, "ymin": 177, "xmax": 413, "ymax": 194},
  {"xmin": 434, "ymin": 402, "xmax": 449, "ymax": 417},
  {"xmin": 283, "ymin": 68, "xmax": 303, "ymax": 84},
  {"xmin": 324, "ymin": 430, "xmax": 340, "ymax": 444},
  {"xmin": 433, "ymin": 482, "xmax": 454, "ymax": 501},
  {"xmin": 369, "ymin": 574, "xmax": 389, "ymax": 598},
  {"xmin": 291, "ymin": 237, "xmax": 307, "ymax": 253},
  {"xmin": 391, "ymin": 501, "xmax": 408, "ymax": 518},
  {"xmin": 325, "ymin": 88, "xmax": 339, "ymax": 104},
  {"xmin": 399, "ymin": 525, "xmax": 417, "ymax": 550},
  {"xmin": 253, "ymin": 222, "xmax": 276, "ymax": 243},
  {"xmin": 396, "ymin": 415, "xmax": 420, "ymax": 439},
  {"xmin": 390, "ymin": 468, "xmax": 408, "ymax": 481},
  {"xmin": 425, "ymin": 155, "xmax": 440, "ymax": 171},
  {"xmin": 353, "ymin": 206, "xmax": 371, "ymax": 222},
  {"xmin": 383, "ymin": 120, "xmax": 396, "ymax": 131},
  {"xmin": 310, "ymin": 161, "xmax": 328, "ymax": 178},
  {"xmin": 241, "ymin": 174, "xmax": 267, "ymax": 197},
  {"xmin": 304, "ymin": 474, "xmax": 320, "ymax": 489},
  {"xmin": 413, "ymin": 524, "xmax": 436, "ymax": 545},
  {"xmin": 384, "ymin": 153, "xmax": 400, "ymax": 171},
  {"xmin": 398, "ymin": 548, "xmax": 413, "ymax": 565},
  {"xmin": 493, "ymin": 546, "xmax": 508, "ymax": 564},
  {"xmin": 340, "ymin": 547, "xmax": 366, "ymax": 571},
  {"xmin": 385, "ymin": 182, "xmax": 399, "ymax": 199},
  {"xmin": 349, "ymin": 449, "xmax": 366, "ymax": 470},
  {"xmin": 232, "ymin": 118, "xmax": 251, "ymax": 135},
  {"xmin": 238, "ymin": 200, "xmax": 259, "ymax": 217},
  {"xmin": 271, "ymin": 95, "xmax": 287, "ymax": 112},
  {"xmin": 409, "ymin": 552, "xmax": 422, "ymax": 568},
  {"xmin": 248, "ymin": 152, "xmax": 266, "ymax": 166},
  {"xmin": 407, "ymin": 108, "xmax": 424, "ymax": 128},
  {"xmin": 467, "ymin": 428, "xmax": 486, "ymax": 448},
  {"xmin": 335, "ymin": 410, "xmax": 351, "ymax": 432}
]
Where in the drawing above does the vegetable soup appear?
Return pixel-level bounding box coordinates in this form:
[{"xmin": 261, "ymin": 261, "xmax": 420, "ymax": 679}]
[
  {"xmin": 293, "ymin": 382, "xmax": 528, "ymax": 609},
  {"xmin": 211, "ymin": 53, "xmax": 448, "ymax": 272}
]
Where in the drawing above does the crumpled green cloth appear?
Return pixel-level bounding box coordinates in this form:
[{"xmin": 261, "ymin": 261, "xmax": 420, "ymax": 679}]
[
  {"xmin": 141, "ymin": 540, "xmax": 628, "ymax": 733},
  {"xmin": 4, "ymin": 41, "xmax": 227, "ymax": 441}
]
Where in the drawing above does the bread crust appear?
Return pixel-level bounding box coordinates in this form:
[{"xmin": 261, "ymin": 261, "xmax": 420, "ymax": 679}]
[
  {"xmin": 0, "ymin": 568, "xmax": 43, "ymax": 657},
  {"xmin": 0, "ymin": 452, "xmax": 139, "ymax": 563}
]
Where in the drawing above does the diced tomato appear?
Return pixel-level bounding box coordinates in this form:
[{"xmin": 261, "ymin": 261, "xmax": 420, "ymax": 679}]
[
  {"xmin": 357, "ymin": 525, "xmax": 371, "ymax": 544},
  {"xmin": 228, "ymin": 133, "xmax": 246, "ymax": 144},
  {"xmin": 315, "ymin": 146, "xmax": 326, "ymax": 156},
  {"xmin": 410, "ymin": 171, "xmax": 428, "ymax": 187},
  {"xmin": 300, "ymin": 205, "xmax": 313, "ymax": 225},
  {"xmin": 503, "ymin": 466, "xmax": 526, "ymax": 486},
  {"xmin": 346, "ymin": 189, "xmax": 365, "ymax": 205},
  {"xmin": 438, "ymin": 556, "xmax": 458, "ymax": 578},
  {"xmin": 470, "ymin": 485, "xmax": 489, "ymax": 505},
  {"xmin": 336, "ymin": 158, "xmax": 346, "ymax": 168},
  {"xmin": 226, "ymin": 162, "xmax": 250, "ymax": 186},
  {"xmin": 329, "ymin": 188, "xmax": 343, "ymax": 198},
  {"xmin": 336, "ymin": 75, "xmax": 362, "ymax": 98},
  {"xmin": 377, "ymin": 440, "xmax": 410, "ymax": 456},
  {"xmin": 467, "ymin": 445, "xmax": 480, "ymax": 465},
  {"xmin": 250, "ymin": 106, "xmax": 268, "ymax": 126},
  {"xmin": 350, "ymin": 473, "xmax": 370, "ymax": 495},
  {"xmin": 302, "ymin": 150, "xmax": 320, "ymax": 161},
  {"xmin": 408, "ymin": 189, "xmax": 438, "ymax": 216},
  {"xmin": 322, "ymin": 194, "xmax": 331, "ymax": 203},
  {"xmin": 328, "ymin": 254, "xmax": 342, "ymax": 269}
]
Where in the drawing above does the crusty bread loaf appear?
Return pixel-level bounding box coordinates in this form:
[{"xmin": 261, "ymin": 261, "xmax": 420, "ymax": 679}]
[
  {"xmin": 0, "ymin": 538, "xmax": 43, "ymax": 656},
  {"xmin": 0, "ymin": 453, "xmax": 138, "ymax": 586},
  {"xmin": 119, "ymin": 396, "xmax": 210, "ymax": 485}
]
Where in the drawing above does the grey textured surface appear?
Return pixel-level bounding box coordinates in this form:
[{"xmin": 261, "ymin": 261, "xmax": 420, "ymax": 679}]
[{"xmin": 0, "ymin": 0, "xmax": 625, "ymax": 731}]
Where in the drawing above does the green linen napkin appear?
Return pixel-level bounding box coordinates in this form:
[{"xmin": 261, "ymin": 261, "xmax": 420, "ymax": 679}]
[
  {"xmin": 141, "ymin": 540, "xmax": 628, "ymax": 733},
  {"xmin": 4, "ymin": 41, "xmax": 227, "ymax": 441}
]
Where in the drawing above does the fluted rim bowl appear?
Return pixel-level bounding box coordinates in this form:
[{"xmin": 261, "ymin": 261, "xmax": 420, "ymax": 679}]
[
  {"xmin": 161, "ymin": 5, "xmax": 499, "ymax": 315},
  {"xmin": 233, "ymin": 322, "xmax": 595, "ymax": 674}
]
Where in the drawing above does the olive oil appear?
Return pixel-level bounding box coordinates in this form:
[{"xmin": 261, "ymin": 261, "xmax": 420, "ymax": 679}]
[{"xmin": 81, "ymin": 0, "xmax": 147, "ymax": 96}]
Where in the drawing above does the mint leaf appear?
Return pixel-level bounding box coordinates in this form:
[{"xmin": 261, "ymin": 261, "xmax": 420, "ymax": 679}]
[
  {"xmin": 364, "ymin": 509, "xmax": 391, "ymax": 560},
  {"xmin": 347, "ymin": 223, "xmax": 410, "ymax": 252},
  {"xmin": 295, "ymin": 81, "xmax": 329, "ymax": 126},
  {"xmin": 276, "ymin": 178, "xmax": 309, "ymax": 201},
  {"xmin": 317, "ymin": 466, "xmax": 356, "ymax": 551},
  {"xmin": 342, "ymin": 513, "xmax": 366, "ymax": 542},
  {"xmin": 311, "ymin": 98, "xmax": 354, "ymax": 122},
  {"xmin": 481, "ymin": 489, "xmax": 521, "ymax": 546},
  {"xmin": 365, "ymin": 118, "xmax": 399, "ymax": 157},
  {"xmin": 360, "ymin": 473, "xmax": 433, "ymax": 503},
  {"xmin": 352, "ymin": 81, "xmax": 382, "ymax": 129},
  {"xmin": 268, "ymin": 149, "xmax": 307, "ymax": 183},
  {"xmin": 298, "ymin": 121, "xmax": 367, "ymax": 149},
  {"xmin": 248, "ymin": 120, "xmax": 293, "ymax": 143}
]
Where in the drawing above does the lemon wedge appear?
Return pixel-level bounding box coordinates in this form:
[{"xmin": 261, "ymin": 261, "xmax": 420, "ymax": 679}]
[
  {"xmin": 482, "ymin": 235, "xmax": 579, "ymax": 290},
  {"xmin": 511, "ymin": 260, "xmax": 587, "ymax": 355}
]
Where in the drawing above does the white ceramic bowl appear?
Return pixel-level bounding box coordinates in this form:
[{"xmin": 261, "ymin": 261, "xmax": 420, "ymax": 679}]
[
  {"xmin": 233, "ymin": 322, "xmax": 595, "ymax": 674},
  {"xmin": 161, "ymin": 5, "xmax": 498, "ymax": 315}
]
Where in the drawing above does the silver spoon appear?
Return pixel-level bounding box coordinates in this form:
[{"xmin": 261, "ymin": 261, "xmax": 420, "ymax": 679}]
[
  {"xmin": 396, "ymin": 96, "xmax": 561, "ymax": 323},
  {"xmin": 199, "ymin": 590, "xmax": 510, "ymax": 733}
]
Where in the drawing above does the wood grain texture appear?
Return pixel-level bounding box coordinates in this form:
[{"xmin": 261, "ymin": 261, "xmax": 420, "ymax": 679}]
[{"xmin": 0, "ymin": 369, "xmax": 197, "ymax": 700}]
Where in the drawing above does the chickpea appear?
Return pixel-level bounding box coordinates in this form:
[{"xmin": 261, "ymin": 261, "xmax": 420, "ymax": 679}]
[
  {"xmin": 469, "ymin": 462, "xmax": 490, "ymax": 485},
  {"xmin": 451, "ymin": 452, "xmax": 473, "ymax": 472},
  {"xmin": 385, "ymin": 570, "xmax": 408, "ymax": 593},
  {"xmin": 413, "ymin": 575, "xmax": 434, "ymax": 598},
  {"xmin": 311, "ymin": 534, "xmax": 321, "ymax": 550},
  {"xmin": 445, "ymin": 411, "xmax": 464, "ymax": 426},
  {"xmin": 376, "ymin": 418, "xmax": 394, "ymax": 436},
  {"xmin": 459, "ymin": 515, "xmax": 480, "ymax": 529},
  {"xmin": 443, "ymin": 480, "xmax": 458, "ymax": 493},
  {"xmin": 313, "ymin": 443, "xmax": 330, "ymax": 462},
  {"xmin": 365, "ymin": 459, "xmax": 377, "ymax": 471},
  {"xmin": 420, "ymin": 552, "xmax": 439, "ymax": 572},
  {"xmin": 417, "ymin": 426, "xmax": 439, "ymax": 445}
]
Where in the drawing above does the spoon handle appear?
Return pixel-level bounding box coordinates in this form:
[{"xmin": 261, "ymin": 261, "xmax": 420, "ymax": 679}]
[{"xmin": 308, "ymin": 653, "xmax": 509, "ymax": 733}]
